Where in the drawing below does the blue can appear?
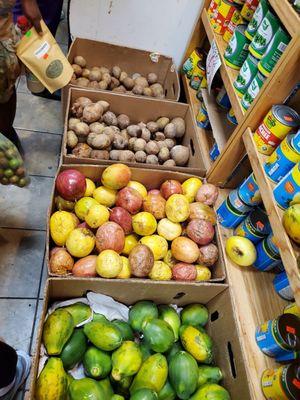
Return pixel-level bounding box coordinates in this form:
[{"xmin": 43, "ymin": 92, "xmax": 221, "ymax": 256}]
[
  {"xmin": 227, "ymin": 107, "xmax": 238, "ymax": 125},
  {"xmin": 255, "ymin": 314, "xmax": 300, "ymax": 358},
  {"xmin": 216, "ymin": 86, "xmax": 231, "ymax": 110},
  {"xmin": 253, "ymin": 233, "xmax": 281, "ymax": 271},
  {"xmin": 273, "ymin": 262, "xmax": 285, "ymax": 274},
  {"xmin": 209, "ymin": 143, "xmax": 220, "ymax": 161},
  {"xmin": 264, "ymin": 134, "xmax": 300, "ymax": 183},
  {"xmin": 273, "ymin": 163, "xmax": 300, "ymax": 209},
  {"xmin": 273, "ymin": 271, "xmax": 294, "ymax": 301},
  {"xmin": 228, "ymin": 189, "xmax": 252, "ymax": 213},
  {"xmin": 234, "ymin": 207, "xmax": 271, "ymax": 243},
  {"xmin": 238, "ymin": 173, "xmax": 262, "ymax": 206},
  {"xmin": 217, "ymin": 191, "xmax": 250, "ymax": 229},
  {"xmin": 196, "ymin": 102, "xmax": 211, "ymax": 129},
  {"xmin": 275, "ymin": 350, "xmax": 300, "ymax": 363},
  {"xmin": 291, "ymin": 129, "xmax": 300, "ymax": 153}
]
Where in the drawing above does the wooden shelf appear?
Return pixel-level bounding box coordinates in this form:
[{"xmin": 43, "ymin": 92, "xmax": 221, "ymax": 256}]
[
  {"xmin": 182, "ymin": 74, "xmax": 213, "ymax": 170},
  {"xmin": 201, "ymin": 89, "xmax": 234, "ymax": 152},
  {"xmin": 201, "ymin": 10, "xmax": 244, "ymax": 124},
  {"xmin": 243, "ymin": 128, "xmax": 300, "ymax": 307},
  {"xmin": 269, "ymin": 0, "xmax": 300, "ymax": 37},
  {"xmin": 216, "ymin": 190, "xmax": 287, "ymax": 400}
]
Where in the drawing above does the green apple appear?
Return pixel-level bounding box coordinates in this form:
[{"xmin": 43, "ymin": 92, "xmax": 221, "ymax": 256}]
[{"xmin": 225, "ymin": 236, "xmax": 256, "ymax": 267}]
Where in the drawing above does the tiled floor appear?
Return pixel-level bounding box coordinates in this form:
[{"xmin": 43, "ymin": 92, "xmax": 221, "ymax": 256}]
[{"xmin": 0, "ymin": 7, "xmax": 68, "ymax": 399}]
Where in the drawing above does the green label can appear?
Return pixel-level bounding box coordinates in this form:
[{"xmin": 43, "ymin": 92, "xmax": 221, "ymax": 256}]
[
  {"xmin": 241, "ymin": 71, "xmax": 266, "ymax": 111},
  {"xmin": 249, "ymin": 11, "xmax": 281, "ymax": 59},
  {"xmin": 233, "ymin": 53, "xmax": 259, "ymax": 97},
  {"xmin": 245, "ymin": 0, "xmax": 269, "ymax": 41},
  {"xmin": 224, "ymin": 24, "xmax": 251, "ymax": 69},
  {"xmin": 258, "ymin": 27, "xmax": 290, "ymax": 77}
]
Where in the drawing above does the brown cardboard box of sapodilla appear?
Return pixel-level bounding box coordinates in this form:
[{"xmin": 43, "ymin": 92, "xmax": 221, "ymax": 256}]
[
  {"xmin": 62, "ymin": 87, "xmax": 206, "ymax": 175},
  {"xmin": 28, "ymin": 278, "xmax": 251, "ymax": 399}
]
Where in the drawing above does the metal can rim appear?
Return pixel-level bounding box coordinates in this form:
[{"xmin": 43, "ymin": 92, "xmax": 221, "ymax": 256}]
[{"xmin": 272, "ymin": 105, "xmax": 300, "ymax": 128}]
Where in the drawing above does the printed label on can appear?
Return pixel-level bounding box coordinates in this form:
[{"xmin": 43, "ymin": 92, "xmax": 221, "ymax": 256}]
[
  {"xmin": 249, "ymin": 12, "xmax": 279, "ymax": 59},
  {"xmin": 241, "ymin": 0, "xmax": 259, "ymax": 21},
  {"xmin": 224, "ymin": 25, "xmax": 250, "ymax": 69},
  {"xmin": 217, "ymin": 193, "xmax": 248, "ymax": 228},
  {"xmin": 229, "ymin": 189, "xmax": 252, "ymax": 213},
  {"xmin": 241, "ymin": 74, "xmax": 261, "ymax": 110},
  {"xmin": 238, "ymin": 173, "xmax": 261, "ymax": 205},
  {"xmin": 234, "ymin": 55, "xmax": 258, "ymax": 95},
  {"xmin": 245, "ymin": 0, "xmax": 268, "ymax": 40},
  {"xmin": 273, "ymin": 163, "xmax": 300, "ymax": 209},
  {"xmin": 261, "ymin": 366, "xmax": 289, "ymax": 400}
]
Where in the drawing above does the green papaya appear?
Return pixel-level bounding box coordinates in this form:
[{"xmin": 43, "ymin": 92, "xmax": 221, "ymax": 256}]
[
  {"xmin": 130, "ymin": 354, "xmax": 168, "ymax": 394},
  {"xmin": 166, "ymin": 341, "xmax": 183, "ymax": 363},
  {"xmin": 180, "ymin": 304, "xmax": 208, "ymax": 327},
  {"xmin": 158, "ymin": 381, "xmax": 176, "ymax": 400},
  {"xmin": 98, "ymin": 377, "xmax": 114, "ymax": 400},
  {"xmin": 61, "ymin": 329, "xmax": 87, "ymax": 370},
  {"xmin": 189, "ymin": 383, "xmax": 230, "ymax": 400},
  {"xmin": 61, "ymin": 303, "xmax": 92, "ymax": 326},
  {"xmin": 179, "ymin": 325, "xmax": 213, "ymax": 364},
  {"xmin": 43, "ymin": 308, "xmax": 74, "ymax": 355},
  {"xmin": 35, "ymin": 357, "xmax": 68, "ymax": 400},
  {"xmin": 84, "ymin": 321, "xmax": 122, "ymax": 351},
  {"xmin": 69, "ymin": 378, "xmax": 105, "ymax": 400},
  {"xmin": 93, "ymin": 313, "xmax": 109, "ymax": 324},
  {"xmin": 113, "ymin": 320, "xmax": 134, "ymax": 341},
  {"xmin": 158, "ymin": 305, "xmax": 181, "ymax": 341},
  {"xmin": 143, "ymin": 319, "xmax": 174, "ymax": 353},
  {"xmin": 83, "ymin": 346, "xmax": 112, "ymax": 379},
  {"xmin": 129, "ymin": 301, "xmax": 158, "ymax": 332},
  {"xmin": 130, "ymin": 388, "xmax": 158, "ymax": 400},
  {"xmin": 112, "ymin": 341, "xmax": 143, "ymax": 381},
  {"xmin": 169, "ymin": 351, "xmax": 198, "ymax": 400},
  {"xmin": 139, "ymin": 342, "xmax": 153, "ymax": 362},
  {"xmin": 112, "ymin": 375, "xmax": 133, "ymax": 397},
  {"xmin": 198, "ymin": 366, "xmax": 223, "ymax": 387},
  {"xmin": 112, "ymin": 395, "xmax": 125, "ymax": 400}
]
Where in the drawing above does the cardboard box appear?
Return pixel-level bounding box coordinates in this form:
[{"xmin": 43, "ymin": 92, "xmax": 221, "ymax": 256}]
[
  {"xmin": 28, "ymin": 278, "xmax": 251, "ymax": 399},
  {"xmin": 62, "ymin": 38, "xmax": 180, "ymax": 112},
  {"xmin": 47, "ymin": 164, "xmax": 226, "ymax": 282},
  {"xmin": 62, "ymin": 88, "xmax": 206, "ymax": 176}
]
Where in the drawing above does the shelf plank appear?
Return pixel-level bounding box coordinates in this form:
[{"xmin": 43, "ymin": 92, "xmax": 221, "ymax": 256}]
[
  {"xmin": 269, "ymin": 0, "xmax": 300, "ymax": 37},
  {"xmin": 182, "ymin": 74, "xmax": 213, "ymax": 170},
  {"xmin": 243, "ymin": 128, "xmax": 300, "ymax": 307},
  {"xmin": 216, "ymin": 190, "xmax": 287, "ymax": 400},
  {"xmin": 201, "ymin": 10, "xmax": 244, "ymax": 123},
  {"xmin": 201, "ymin": 89, "xmax": 234, "ymax": 151}
]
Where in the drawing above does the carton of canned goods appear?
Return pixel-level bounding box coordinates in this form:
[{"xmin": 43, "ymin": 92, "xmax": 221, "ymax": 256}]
[
  {"xmin": 245, "ymin": 0, "xmax": 269, "ymax": 40},
  {"xmin": 249, "ymin": 11, "xmax": 281, "ymax": 59},
  {"xmin": 253, "ymin": 105, "xmax": 300, "ymax": 155}
]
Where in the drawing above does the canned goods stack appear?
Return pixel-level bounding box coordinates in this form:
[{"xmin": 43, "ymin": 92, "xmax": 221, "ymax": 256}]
[{"xmin": 182, "ymin": 48, "xmax": 207, "ymax": 94}]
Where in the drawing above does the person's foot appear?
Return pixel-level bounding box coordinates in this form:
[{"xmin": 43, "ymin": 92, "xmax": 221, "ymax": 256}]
[{"xmin": 0, "ymin": 350, "xmax": 31, "ymax": 400}]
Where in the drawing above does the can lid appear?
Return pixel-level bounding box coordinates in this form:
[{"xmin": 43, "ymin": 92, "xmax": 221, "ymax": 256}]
[
  {"xmin": 282, "ymin": 361, "xmax": 300, "ymax": 400},
  {"xmin": 277, "ymin": 314, "xmax": 300, "ymax": 351},
  {"xmin": 272, "ymin": 105, "xmax": 300, "ymax": 128},
  {"xmin": 235, "ymin": 24, "xmax": 248, "ymax": 34}
]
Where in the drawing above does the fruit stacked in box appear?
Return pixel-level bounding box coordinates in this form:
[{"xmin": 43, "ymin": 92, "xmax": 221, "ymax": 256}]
[
  {"xmin": 35, "ymin": 296, "xmax": 230, "ymax": 400},
  {"xmin": 50, "ymin": 164, "xmax": 220, "ymax": 281},
  {"xmin": 67, "ymin": 96, "xmax": 190, "ymax": 166}
]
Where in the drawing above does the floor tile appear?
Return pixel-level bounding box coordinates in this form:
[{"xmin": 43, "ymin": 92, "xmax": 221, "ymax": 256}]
[
  {"xmin": 14, "ymin": 92, "xmax": 62, "ymax": 135},
  {"xmin": 0, "ymin": 229, "xmax": 45, "ymax": 298},
  {"xmin": 16, "ymin": 129, "xmax": 61, "ymax": 177},
  {"xmin": 0, "ymin": 299, "xmax": 36, "ymax": 352},
  {"xmin": 0, "ymin": 176, "xmax": 54, "ymax": 230},
  {"xmin": 30, "ymin": 300, "xmax": 44, "ymax": 357}
]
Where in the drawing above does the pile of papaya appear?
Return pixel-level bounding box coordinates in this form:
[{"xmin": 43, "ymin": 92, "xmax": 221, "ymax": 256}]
[{"xmin": 36, "ymin": 299, "xmax": 230, "ymax": 400}]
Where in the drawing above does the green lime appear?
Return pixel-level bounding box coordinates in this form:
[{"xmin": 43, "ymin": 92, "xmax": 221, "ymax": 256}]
[
  {"xmin": 9, "ymin": 175, "xmax": 19, "ymax": 184},
  {"xmin": 5, "ymin": 148, "xmax": 17, "ymax": 160},
  {"xmin": 8, "ymin": 158, "xmax": 21, "ymax": 169},
  {"xmin": 18, "ymin": 177, "xmax": 30, "ymax": 187},
  {"xmin": 4, "ymin": 169, "xmax": 14, "ymax": 178}
]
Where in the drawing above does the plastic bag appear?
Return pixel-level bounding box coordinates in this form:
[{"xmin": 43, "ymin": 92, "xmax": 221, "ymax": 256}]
[{"xmin": 0, "ymin": 133, "xmax": 30, "ymax": 187}]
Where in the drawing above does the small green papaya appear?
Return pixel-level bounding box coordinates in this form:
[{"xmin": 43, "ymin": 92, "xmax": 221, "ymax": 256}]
[
  {"xmin": 143, "ymin": 319, "xmax": 174, "ymax": 353},
  {"xmin": 188, "ymin": 383, "xmax": 230, "ymax": 400},
  {"xmin": 158, "ymin": 381, "xmax": 176, "ymax": 400},
  {"xmin": 139, "ymin": 341, "xmax": 153, "ymax": 362},
  {"xmin": 112, "ymin": 341, "xmax": 143, "ymax": 381},
  {"xmin": 179, "ymin": 325, "xmax": 213, "ymax": 364},
  {"xmin": 130, "ymin": 388, "xmax": 158, "ymax": 400},
  {"xmin": 130, "ymin": 354, "xmax": 168, "ymax": 393},
  {"xmin": 83, "ymin": 346, "xmax": 112, "ymax": 379},
  {"xmin": 61, "ymin": 303, "xmax": 92, "ymax": 326},
  {"xmin": 93, "ymin": 313, "xmax": 109, "ymax": 324},
  {"xmin": 61, "ymin": 329, "xmax": 87, "ymax": 370},
  {"xmin": 158, "ymin": 305, "xmax": 181, "ymax": 341},
  {"xmin": 112, "ymin": 320, "xmax": 134, "ymax": 341},
  {"xmin": 169, "ymin": 351, "xmax": 198, "ymax": 400},
  {"xmin": 180, "ymin": 304, "xmax": 208, "ymax": 327},
  {"xmin": 98, "ymin": 377, "xmax": 114, "ymax": 400},
  {"xmin": 84, "ymin": 321, "xmax": 122, "ymax": 351},
  {"xmin": 198, "ymin": 366, "xmax": 223, "ymax": 387},
  {"xmin": 112, "ymin": 375, "xmax": 133, "ymax": 397},
  {"xmin": 129, "ymin": 301, "xmax": 158, "ymax": 332},
  {"xmin": 43, "ymin": 309, "xmax": 74, "ymax": 355},
  {"xmin": 35, "ymin": 357, "xmax": 68, "ymax": 400},
  {"xmin": 166, "ymin": 341, "xmax": 183, "ymax": 363},
  {"xmin": 69, "ymin": 377, "xmax": 105, "ymax": 400}
]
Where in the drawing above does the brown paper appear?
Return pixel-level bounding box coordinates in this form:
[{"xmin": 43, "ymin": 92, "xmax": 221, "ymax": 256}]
[{"xmin": 16, "ymin": 20, "xmax": 73, "ymax": 93}]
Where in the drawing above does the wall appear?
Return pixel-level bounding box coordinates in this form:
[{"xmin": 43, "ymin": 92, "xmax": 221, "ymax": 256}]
[{"xmin": 69, "ymin": 0, "xmax": 204, "ymax": 68}]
